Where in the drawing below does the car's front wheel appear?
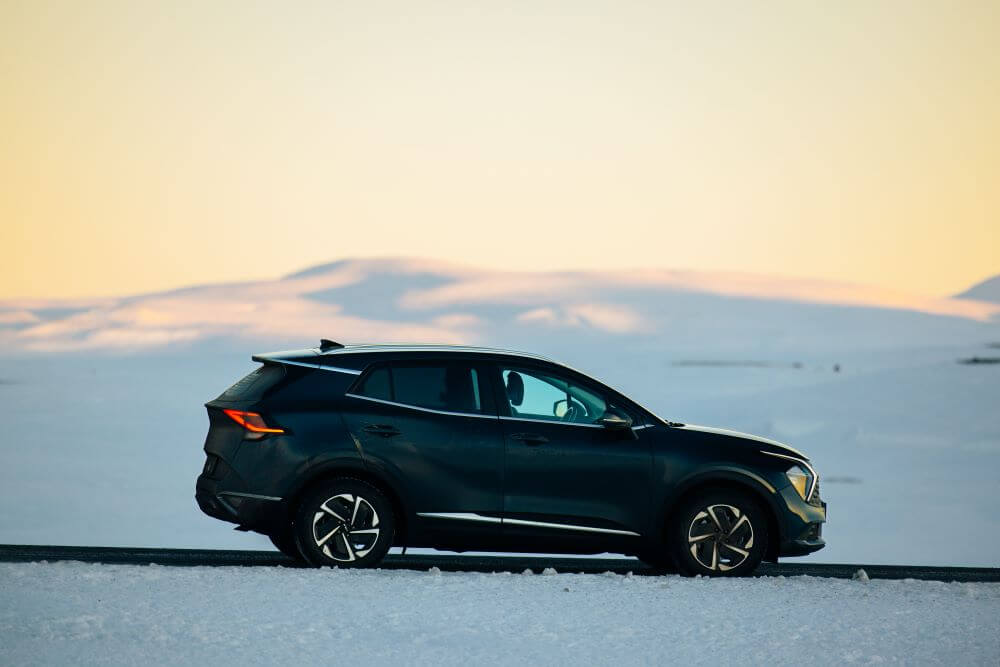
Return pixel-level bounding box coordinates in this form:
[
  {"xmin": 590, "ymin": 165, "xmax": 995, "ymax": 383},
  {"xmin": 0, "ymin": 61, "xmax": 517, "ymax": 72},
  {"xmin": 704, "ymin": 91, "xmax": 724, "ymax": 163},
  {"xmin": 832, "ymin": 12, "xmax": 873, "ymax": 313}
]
[
  {"xmin": 670, "ymin": 488, "xmax": 768, "ymax": 577},
  {"xmin": 293, "ymin": 478, "xmax": 395, "ymax": 568}
]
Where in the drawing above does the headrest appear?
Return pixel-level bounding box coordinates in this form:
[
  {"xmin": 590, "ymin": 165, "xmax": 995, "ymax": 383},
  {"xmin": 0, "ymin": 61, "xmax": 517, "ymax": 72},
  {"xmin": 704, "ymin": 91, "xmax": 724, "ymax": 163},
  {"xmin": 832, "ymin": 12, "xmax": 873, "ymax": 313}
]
[{"xmin": 505, "ymin": 371, "xmax": 524, "ymax": 406}]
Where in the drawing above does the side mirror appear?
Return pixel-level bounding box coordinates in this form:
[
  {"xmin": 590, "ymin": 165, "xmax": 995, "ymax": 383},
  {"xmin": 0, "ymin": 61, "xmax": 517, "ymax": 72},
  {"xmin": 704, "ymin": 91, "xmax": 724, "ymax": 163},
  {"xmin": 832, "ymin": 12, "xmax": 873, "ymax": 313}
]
[{"xmin": 598, "ymin": 412, "xmax": 632, "ymax": 430}]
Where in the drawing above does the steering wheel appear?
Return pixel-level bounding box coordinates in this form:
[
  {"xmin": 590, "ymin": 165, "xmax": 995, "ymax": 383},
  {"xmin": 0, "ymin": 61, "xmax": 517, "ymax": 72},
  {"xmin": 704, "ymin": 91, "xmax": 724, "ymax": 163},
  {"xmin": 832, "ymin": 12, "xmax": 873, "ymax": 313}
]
[{"xmin": 560, "ymin": 399, "xmax": 587, "ymax": 423}]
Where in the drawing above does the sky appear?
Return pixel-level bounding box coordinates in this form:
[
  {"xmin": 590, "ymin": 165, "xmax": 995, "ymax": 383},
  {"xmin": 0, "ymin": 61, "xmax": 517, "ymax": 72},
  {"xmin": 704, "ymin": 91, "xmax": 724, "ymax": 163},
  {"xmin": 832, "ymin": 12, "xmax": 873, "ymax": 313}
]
[{"xmin": 1, "ymin": 1, "xmax": 998, "ymax": 300}]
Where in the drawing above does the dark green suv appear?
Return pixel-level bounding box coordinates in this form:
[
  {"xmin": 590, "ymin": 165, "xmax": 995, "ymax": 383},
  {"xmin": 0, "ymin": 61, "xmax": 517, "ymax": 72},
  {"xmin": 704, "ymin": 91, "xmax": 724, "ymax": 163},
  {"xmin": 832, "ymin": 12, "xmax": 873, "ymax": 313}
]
[{"xmin": 197, "ymin": 341, "xmax": 826, "ymax": 576}]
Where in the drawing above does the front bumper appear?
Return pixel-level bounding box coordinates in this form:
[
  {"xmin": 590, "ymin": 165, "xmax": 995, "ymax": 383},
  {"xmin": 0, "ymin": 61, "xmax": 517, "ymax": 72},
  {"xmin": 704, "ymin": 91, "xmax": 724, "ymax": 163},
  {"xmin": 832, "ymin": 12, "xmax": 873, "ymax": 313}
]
[{"xmin": 775, "ymin": 485, "xmax": 827, "ymax": 557}]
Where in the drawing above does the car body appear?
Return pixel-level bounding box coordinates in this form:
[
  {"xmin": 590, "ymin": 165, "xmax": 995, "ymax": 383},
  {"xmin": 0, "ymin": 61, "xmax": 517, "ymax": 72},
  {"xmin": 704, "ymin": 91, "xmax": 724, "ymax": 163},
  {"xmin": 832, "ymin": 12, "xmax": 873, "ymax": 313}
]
[{"xmin": 196, "ymin": 342, "xmax": 826, "ymax": 575}]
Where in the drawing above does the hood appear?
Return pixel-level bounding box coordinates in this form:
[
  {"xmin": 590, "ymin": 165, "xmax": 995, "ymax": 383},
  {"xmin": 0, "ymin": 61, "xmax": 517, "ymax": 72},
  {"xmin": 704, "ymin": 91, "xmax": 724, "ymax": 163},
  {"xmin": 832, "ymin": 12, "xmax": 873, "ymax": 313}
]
[{"xmin": 678, "ymin": 424, "xmax": 810, "ymax": 460}]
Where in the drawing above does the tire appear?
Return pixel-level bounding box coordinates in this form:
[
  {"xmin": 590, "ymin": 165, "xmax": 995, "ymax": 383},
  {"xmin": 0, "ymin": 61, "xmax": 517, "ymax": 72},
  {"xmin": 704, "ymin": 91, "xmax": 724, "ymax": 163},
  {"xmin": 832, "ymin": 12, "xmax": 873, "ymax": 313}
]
[
  {"xmin": 293, "ymin": 478, "xmax": 395, "ymax": 568},
  {"xmin": 268, "ymin": 528, "xmax": 306, "ymax": 563},
  {"xmin": 670, "ymin": 488, "xmax": 768, "ymax": 577}
]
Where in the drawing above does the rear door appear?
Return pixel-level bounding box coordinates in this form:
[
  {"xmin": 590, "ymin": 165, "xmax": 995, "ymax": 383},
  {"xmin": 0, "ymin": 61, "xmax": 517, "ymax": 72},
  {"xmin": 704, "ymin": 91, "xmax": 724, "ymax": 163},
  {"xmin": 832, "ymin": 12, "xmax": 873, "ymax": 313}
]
[
  {"xmin": 492, "ymin": 362, "xmax": 652, "ymax": 545},
  {"xmin": 340, "ymin": 360, "xmax": 504, "ymax": 543}
]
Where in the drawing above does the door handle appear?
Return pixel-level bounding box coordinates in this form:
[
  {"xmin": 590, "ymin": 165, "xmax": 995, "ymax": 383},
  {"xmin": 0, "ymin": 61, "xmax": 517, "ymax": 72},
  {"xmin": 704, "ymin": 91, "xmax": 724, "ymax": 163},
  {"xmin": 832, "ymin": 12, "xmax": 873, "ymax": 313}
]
[
  {"xmin": 363, "ymin": 424, "xmax": 401, "ymax": 437},
  {"xmin": 511, "ymin": 433, "xmax": 548, "ymax": 445}
]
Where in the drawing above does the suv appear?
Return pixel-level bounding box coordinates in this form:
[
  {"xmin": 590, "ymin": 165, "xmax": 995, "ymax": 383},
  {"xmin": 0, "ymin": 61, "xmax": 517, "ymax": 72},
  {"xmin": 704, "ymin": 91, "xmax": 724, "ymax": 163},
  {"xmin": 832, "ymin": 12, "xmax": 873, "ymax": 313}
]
[{"xmin": 196, "ymin": 341, "xmax": 826, "ymax": 576}]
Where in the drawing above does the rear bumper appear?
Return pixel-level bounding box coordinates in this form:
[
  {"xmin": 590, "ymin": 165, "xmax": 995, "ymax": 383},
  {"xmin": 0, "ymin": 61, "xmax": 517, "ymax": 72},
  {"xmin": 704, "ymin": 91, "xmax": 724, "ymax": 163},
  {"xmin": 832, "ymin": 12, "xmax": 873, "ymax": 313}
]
[
  {"xmin": 775, "ymin": 485, "xmax": 827, "ymax": 557},
  {"xmin": 196, "ymin": 471, "xmax": 287, "ymax": 534}
]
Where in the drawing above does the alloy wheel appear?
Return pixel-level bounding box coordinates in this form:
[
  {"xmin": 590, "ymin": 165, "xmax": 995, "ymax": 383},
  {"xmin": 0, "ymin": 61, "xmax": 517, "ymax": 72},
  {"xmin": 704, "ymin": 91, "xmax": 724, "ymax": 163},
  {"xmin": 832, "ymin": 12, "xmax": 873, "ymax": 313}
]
[
  {"xmin": 687, "ymin": 503, "xmax": 754, "ymax": 572},
  {"xmin": 311, "ymin": 493, "xmax": 381, "ymax": 562}
]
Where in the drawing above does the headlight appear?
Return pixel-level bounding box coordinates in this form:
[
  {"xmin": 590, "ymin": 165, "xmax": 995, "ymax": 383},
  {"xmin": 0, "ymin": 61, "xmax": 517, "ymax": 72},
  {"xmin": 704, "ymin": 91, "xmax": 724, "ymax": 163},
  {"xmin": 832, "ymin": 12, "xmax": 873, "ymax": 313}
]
[
  {"xmin": 761, "ymin": 449, "xmax": 820, "ymax": 502},
  {"xmin": 785, "ymin": 465, "xmax": 814, "ymax": 501}
]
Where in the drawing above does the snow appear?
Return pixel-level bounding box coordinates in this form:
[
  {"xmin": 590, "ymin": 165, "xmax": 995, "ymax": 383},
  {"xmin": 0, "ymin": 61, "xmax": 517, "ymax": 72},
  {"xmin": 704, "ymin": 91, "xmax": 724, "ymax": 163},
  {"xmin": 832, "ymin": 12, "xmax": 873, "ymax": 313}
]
[{"xmin": 1, "ymin": 561, "xmax": 998, "ymax": 665}]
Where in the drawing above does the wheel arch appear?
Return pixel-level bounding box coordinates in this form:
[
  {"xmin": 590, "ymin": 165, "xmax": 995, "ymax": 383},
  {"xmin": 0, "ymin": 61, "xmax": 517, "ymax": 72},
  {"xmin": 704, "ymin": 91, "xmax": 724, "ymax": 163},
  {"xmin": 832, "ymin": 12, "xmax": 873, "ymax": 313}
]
[
  {"xmin": 656, "ymin": 469, "xmax": 785, "ymax": 562},
  {"xmin": 284, "ymin": 462, "xmax": 410, "ymax": 546}
]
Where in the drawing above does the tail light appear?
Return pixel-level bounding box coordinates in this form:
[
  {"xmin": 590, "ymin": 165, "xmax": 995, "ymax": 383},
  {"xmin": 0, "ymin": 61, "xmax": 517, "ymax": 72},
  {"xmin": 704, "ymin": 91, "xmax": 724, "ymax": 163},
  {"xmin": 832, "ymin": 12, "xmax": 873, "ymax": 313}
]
[{"xmin": 222, "ymin": 409, "xmax": 285, "ymax": 439}]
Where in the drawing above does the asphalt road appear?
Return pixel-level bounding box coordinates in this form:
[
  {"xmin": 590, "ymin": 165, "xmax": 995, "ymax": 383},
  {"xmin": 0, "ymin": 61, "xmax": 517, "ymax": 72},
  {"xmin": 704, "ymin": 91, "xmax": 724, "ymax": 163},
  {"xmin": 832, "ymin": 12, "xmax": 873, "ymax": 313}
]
[{"xmin": 2, "ymin": 544, "xmax": 998, "ymax": 582}]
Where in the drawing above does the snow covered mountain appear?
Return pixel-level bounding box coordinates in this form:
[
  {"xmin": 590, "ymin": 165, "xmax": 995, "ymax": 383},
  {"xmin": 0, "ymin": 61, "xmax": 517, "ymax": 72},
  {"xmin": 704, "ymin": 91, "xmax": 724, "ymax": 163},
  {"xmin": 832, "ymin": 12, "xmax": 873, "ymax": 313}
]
[
  {"xmin": 956, "ymin": 273, "xmax": 1000, "ymax": 303},
  {"xmin": 2, "ymin": 257, "xmax": 997, "ymax": 356}
]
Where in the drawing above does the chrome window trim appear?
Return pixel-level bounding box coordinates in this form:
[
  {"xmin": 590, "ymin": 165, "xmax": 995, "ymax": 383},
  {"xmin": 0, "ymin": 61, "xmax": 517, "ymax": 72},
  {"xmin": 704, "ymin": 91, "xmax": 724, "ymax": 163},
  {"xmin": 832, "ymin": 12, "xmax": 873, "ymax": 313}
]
[
  {"xmin": 500, "ymin": 415, "xmax": 652, "ymax": 431},
  {"xmin": 500, "ymin": 415, "xmax": 603, "ymax": 429},
  {"xmin": 503, "ymin": 517, "xmax": 641, "ymax": 537},
  {"xmin": 284, "ymin": 344, "xmax": 670, "ymax": 425},
  {"xmin": 345, "ymin": 393, "xmax": 498, "ymax": 420},
  {"xmin": 416, "ymin": 512, "xmax": 640, "ymax": 537},
  {"xmin": 318, "ymin": 345, "xmax": 620, "ymax": 397},
  {"xmin": 217, "ymin": 491, "xmax": 283, "ymax": 502},
  {"xmin": 416, "ymin": 512, "xmax": 502, "ymax": 524},
  {"xmin": 319, "ymin": 344, "xmax": 556, "ymax": 363},
  {"xmin": 760, "ymin": 450, "xmax": 819, "ymax": 500},
  {"xmin": 319, "ymin": 365, "xmax": 364, "ymax": 375},
  {"xmin": 276, "ymin": 359, "xmax": 362, "ymax": 375}
]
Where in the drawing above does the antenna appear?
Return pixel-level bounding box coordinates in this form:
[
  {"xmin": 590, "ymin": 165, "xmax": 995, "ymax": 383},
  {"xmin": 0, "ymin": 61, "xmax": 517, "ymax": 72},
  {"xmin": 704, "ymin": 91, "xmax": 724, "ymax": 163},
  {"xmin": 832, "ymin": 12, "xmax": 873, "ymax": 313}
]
[{"xmin": 319, "ymin": 339, "xmax": 344, "ymax": 351}]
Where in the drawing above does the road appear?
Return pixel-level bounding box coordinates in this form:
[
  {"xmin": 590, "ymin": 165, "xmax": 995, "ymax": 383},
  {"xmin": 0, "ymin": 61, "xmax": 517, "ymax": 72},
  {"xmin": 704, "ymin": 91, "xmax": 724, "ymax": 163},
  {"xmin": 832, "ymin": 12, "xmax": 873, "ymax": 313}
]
[{"xmin": 2, "ymin": 544, "xmax": 998, "ymax": 582}]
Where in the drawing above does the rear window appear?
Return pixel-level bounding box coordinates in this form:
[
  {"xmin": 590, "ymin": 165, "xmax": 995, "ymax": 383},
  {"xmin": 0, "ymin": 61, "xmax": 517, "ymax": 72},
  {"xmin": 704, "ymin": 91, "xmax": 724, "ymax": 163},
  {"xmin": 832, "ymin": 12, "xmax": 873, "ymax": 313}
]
[
  {"xmin": 353, "ymin": 363, "xmax": 484, "ymax": 414},
  {"xmin": 219, "ymin": 365, "xmax": 286, "ymax": 401}
]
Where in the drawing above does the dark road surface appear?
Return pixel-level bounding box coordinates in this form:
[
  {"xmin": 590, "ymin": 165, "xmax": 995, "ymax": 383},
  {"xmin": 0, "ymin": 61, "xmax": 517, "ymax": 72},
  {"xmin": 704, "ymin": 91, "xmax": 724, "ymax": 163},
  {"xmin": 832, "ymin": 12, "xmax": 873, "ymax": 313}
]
[{"xmin": 2, "ymin": 545, "xmax": 998, "ymax": 582}]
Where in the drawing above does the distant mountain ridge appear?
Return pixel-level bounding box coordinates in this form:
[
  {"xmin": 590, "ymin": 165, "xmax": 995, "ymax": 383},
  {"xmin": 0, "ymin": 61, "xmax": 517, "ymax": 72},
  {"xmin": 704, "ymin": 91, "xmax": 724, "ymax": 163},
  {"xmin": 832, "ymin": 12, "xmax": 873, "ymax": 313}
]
[
  {"xmin": 1, "ymin": 257, "xmax": 997, "ymax": 354},
  {"xmin": 956, "ymin": 274, "xmax": 1000, "ymax": 303}
]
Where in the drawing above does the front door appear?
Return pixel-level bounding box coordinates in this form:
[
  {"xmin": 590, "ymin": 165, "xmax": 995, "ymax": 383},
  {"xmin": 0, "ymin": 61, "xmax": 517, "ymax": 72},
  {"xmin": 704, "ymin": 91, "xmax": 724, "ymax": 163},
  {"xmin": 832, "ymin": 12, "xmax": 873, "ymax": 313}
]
[{"xmin": 491, "ymin": 363, "xmax": 652, "ymax": 549}]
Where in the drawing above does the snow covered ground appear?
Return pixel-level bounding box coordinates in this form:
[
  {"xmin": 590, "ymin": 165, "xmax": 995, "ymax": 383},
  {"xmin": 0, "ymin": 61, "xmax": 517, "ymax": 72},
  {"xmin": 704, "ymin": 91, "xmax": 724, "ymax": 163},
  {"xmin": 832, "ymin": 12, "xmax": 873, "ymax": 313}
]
[{"xmin": 2, "ymin": 561, "xmax": 998, "ymax": 665}]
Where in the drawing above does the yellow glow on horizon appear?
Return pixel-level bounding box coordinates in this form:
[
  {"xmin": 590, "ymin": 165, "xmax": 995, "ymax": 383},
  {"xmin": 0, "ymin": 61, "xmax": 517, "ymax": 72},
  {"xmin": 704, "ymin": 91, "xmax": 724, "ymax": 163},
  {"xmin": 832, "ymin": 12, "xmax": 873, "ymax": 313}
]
[{"xmin": 1, "ymin": 1, "xmax": 998, "ymax": 300}]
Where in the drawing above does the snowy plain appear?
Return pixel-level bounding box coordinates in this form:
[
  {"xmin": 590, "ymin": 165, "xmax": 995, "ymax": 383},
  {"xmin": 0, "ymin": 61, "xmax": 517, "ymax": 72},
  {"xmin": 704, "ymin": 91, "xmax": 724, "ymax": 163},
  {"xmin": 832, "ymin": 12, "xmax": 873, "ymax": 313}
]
[
  {"xmin": 1, "ymin": 259, "xmax": 999, "ymax": 567},
  {"xmin": 2, "ymin": 561, "xmax": 999, "ymax": 666},
  {"xmin": 2, "ymin": 347, "xmax": 999, "ymax": 568}
]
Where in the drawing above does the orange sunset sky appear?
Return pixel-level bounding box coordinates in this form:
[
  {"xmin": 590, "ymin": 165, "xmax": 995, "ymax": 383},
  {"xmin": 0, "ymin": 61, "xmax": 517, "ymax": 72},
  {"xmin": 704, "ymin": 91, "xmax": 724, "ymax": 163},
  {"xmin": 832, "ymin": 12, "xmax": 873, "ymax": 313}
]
[{"xmin": 1, "ymin": 1, "xmax": 998, "ymax": 300}]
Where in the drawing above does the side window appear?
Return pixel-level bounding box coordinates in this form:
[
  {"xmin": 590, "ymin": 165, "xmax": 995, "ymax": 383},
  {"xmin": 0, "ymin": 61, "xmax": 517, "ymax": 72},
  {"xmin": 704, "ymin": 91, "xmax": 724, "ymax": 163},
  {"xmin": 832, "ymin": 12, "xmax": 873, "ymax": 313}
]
[
  {"xmin": 354, "ymin": 363, "xmax": 484, "ymax": 414},
  {"xmin": 501, "ymin": 366, "xmax": 623, "ymax": 425},
  {"xmin": 354, "ymin": 366, "xmax": 391, "ymax": 401}
]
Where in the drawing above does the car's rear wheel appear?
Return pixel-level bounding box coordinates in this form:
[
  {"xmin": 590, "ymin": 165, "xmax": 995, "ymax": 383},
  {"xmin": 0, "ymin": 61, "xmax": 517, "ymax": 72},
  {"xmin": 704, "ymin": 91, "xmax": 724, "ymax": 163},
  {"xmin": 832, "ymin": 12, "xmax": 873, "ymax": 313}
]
[
  {"xmin": 293, "ymin": 478, "xmax": 395, "ymax": 568},
  {"xmin": 268, "ymin": 528, "xmax": 306, "ymax": 563},
  {"xmin": 670, "ymin": 488, "xmax": 767, "ymax": 577}
]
